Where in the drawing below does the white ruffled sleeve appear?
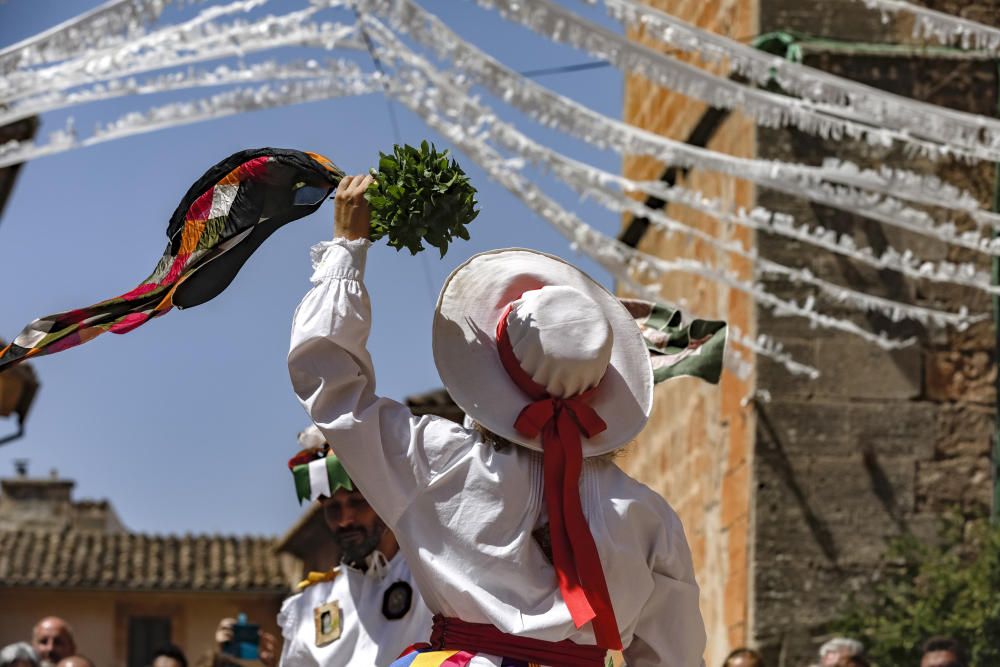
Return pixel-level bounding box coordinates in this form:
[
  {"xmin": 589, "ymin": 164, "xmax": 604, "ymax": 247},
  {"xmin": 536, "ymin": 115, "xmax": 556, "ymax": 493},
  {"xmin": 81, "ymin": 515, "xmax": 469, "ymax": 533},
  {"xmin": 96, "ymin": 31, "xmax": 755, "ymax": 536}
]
[{"xmin": 287, "ymin": 238, "xmax": 473, "ymax": 526}]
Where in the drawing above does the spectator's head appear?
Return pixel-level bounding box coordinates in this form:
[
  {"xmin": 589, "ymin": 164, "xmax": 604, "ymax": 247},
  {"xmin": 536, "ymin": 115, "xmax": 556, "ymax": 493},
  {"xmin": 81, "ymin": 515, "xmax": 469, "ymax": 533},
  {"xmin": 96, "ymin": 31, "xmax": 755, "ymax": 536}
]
[
  {"xmin": 321, "ymin": 487, "xmax": 396, "ymax": 566},
  {"xmin": 55, "ymin": 657, "xmax": 93, "ymax": 667},
  {"xmin": 836, "ymin": 656, "xmax": 870, "ymax": 667},
  {"xmin": 31, "ymin": 618, "xmax": 76, "ymax": 667},
  {"xmin": 920, "ymin": 636, "xmax": 967, "ymax": 667},
  {"xmin": 819, "ymin": 638, "xmax": 864, "ymax": 666},
  {"xmin": 151, "ymin": 644, "xmax": 187, "ymax": 667},
  {"xmin": 0, "ymin": 642, "xmax": 39, "ymax": 667},
  {"xmin": 723, "ymin": 647, "xmax": 763, "ymax": 667}
]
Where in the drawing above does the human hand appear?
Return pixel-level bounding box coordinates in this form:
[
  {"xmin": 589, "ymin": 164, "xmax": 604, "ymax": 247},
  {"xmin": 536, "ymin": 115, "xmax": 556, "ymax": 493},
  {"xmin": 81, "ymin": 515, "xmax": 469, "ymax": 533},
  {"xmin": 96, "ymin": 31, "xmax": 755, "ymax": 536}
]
[
  {"xmin": 215, "ymin": 618, "xmax": 236, "ymax": 646},
  {"xmin": 258, "ymin": 631, "xmax": 278, "ymax": 667},
  {"xmin": 333, "ymin": 174, "xmax": 373, "ymax": 241}
]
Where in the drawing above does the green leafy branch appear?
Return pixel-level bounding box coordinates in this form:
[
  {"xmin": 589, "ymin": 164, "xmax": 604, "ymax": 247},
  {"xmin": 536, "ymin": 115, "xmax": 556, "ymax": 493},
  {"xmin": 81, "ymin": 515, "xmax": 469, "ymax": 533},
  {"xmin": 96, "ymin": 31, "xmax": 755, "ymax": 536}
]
[{"xmin": 365, "ymin": 141, "xmax": 479, "ymax": 257}]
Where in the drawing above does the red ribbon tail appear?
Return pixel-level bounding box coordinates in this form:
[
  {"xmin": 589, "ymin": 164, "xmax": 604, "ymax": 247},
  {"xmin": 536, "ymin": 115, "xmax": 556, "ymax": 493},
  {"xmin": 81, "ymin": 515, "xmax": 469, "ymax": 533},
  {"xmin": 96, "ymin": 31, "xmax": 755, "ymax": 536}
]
[
  {"xmin": 556, "ymin": 409, "xmax": 622, "ymax": 651},
  {"xmin": 496, "ymin": 307, "xmax": 621, "ymax": 651}
]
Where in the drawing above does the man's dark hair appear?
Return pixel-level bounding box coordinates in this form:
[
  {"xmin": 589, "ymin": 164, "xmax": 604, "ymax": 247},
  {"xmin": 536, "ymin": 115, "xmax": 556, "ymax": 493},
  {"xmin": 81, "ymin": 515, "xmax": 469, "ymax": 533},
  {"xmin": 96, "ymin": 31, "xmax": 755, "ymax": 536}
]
[
  {"xmin": 723, "ymin": 647, "xmax": 764, "ymax": 667},
  {"xmin": 151, "ymin": 645, "xmax": 187, "ymax": 667},
  {"xmin": 921, "ymin": 636, "xmax": 967, "ymax": 666}
]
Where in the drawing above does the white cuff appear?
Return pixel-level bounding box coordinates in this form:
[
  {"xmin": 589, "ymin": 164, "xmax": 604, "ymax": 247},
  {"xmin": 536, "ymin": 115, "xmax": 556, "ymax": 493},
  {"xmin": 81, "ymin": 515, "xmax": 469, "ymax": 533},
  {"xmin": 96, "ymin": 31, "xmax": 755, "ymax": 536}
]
[{"xmin": 309, "ymin": 238, "xmax": 371, "ymax": 284}]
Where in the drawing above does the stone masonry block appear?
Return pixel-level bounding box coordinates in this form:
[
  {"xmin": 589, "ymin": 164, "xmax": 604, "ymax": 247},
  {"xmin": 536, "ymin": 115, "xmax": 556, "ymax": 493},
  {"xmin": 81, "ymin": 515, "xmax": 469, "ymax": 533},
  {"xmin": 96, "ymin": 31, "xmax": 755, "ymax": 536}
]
[
  {"xmin": 916, "ymin": 456, "xmax": 993, "ymax": 516},
  {"xmin": 847, "ymin": 401, "xmax": 938, "ymax": 459},
  {"xmin": 756, "ymin": 338, "xmax": 818, "ymax": 399},
  {"xmin": 754, "ymin": 498, "xmax": 910, "ymax": 568},
  {"xmin": 755, "ymin": 449, "xmax": 916, "ymax": 527},
  {"xmin": 813, "ymin": 339, "xmax": 921, "ymax": 399},
  {"xmin": 936, "ymin": 404, "xmax": 995, "ymax": 458},
  {"xmin": 756, "ymin": 400, "xmax": 851, "ymax": 454},
  {"xmin": 925, "ymin": 350, "xmax": 996, "ymax": 404}
]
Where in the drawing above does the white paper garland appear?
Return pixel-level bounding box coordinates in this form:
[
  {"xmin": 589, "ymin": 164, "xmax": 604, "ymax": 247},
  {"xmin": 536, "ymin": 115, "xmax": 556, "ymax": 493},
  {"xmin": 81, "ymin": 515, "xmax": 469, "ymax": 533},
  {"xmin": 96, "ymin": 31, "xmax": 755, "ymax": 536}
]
[
  {"xmin": 355, "ymin": 0, "xmax": 1000, "ymax": 256},
  {"xmin": 0, "ymin": 0, "xmax": 177, "ymax": 75},
  {"xmin": 581, "ymin": 185, "xmax": 983, "ymax": 329},
  {"xmin": 11, "ymin": 0, "xmax": 994, "ymax": 239},
  {"xmin": 0, "ymin": 74, "xmax": 380, "ymax": 170},
  {"xmin": 850, "ymin": 0, "xmax": 1000, "ymax": 52},
  {"xmin": 375, "ymin": 47, "xmax": 919, "ymax": 352},
  {"xmin": 0, "ymin": 0, "xmax": 986, "ymax": 371},
  {"xmin": 472, "ymin": 0, "xmax": 1000, "ymax": 162},
  {"xmin": 0, "ymin": 3, "xmax": 359, "ymax": 105},
  {"xmin": 593, "ymin": 0, "xmax": 1000, "ymax": 163},
  {"xmin": 370, "ymin": 33, "xmax": 979, "ymax": 330},
  {"xmin": 484, "ymin": 120, "xmax": 999, "ymax": 295},
  {"xmin": 0, "ymin": 59, "xmax": 356, "ymax": 127}
]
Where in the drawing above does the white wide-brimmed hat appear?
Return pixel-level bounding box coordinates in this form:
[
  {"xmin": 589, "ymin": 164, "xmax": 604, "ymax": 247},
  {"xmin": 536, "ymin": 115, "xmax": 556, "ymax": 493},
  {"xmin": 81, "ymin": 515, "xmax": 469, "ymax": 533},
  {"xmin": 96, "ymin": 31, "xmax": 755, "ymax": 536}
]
[{"xmin": 433, "ymin": 248, "xmax": 654, "ymax": 457}]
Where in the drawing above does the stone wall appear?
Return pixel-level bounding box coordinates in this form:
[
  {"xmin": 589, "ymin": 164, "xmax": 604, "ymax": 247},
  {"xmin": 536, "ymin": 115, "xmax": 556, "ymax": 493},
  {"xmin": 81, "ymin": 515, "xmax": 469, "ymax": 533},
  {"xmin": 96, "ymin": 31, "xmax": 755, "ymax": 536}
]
[
  {"xmin": 751, "ymin": 45, "xmax": 998, "ymax": 664},
  {"xmin": 619, "ymin": 2, "xmax": 759, "ymax": 665},
  {"xmin": 623, "ymin": 2, "xmax": 998, "ymax": 666}
]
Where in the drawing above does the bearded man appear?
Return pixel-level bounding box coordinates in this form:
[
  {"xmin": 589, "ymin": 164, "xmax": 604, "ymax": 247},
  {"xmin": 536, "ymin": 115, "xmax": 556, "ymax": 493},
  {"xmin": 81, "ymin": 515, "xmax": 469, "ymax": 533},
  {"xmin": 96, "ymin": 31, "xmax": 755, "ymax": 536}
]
[{"xmin": 278, "ymin": 426, "xmax": 433, "ymax": 666}]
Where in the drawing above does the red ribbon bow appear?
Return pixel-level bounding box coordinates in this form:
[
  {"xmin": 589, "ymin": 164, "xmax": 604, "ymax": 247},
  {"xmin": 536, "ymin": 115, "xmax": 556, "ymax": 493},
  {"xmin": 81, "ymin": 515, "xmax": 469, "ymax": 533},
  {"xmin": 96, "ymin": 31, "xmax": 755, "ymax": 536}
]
[{"xmin": 496, "ymin": 304, "xmax": 623, "ymax": 651}]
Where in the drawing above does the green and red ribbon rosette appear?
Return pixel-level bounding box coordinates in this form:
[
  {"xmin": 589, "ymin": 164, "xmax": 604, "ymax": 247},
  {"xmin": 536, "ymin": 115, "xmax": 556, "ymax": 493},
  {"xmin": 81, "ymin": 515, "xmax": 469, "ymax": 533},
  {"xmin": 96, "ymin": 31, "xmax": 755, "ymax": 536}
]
[{"xmin": 620, "ymin": 298, "xmax": 728, "ymax": 385}]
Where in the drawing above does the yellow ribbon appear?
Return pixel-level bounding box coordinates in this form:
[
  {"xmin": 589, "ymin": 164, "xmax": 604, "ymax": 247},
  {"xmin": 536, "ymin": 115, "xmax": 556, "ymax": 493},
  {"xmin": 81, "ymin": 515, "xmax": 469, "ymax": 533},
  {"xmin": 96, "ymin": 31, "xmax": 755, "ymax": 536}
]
[{"xmin": 295, "ymin": 568, "xmax": 339, "ymax": 592}]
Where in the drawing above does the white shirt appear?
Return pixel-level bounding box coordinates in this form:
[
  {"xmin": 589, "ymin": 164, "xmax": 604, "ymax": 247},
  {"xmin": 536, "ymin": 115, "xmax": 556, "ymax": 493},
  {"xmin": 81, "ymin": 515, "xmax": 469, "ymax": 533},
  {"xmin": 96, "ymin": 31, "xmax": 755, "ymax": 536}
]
[
  {"xmin": 288, "ymin": 239, "xmax": 707, "ymax": 667},
  {"xmin": 278, "ymin": 550, "xmax": 433, "ymax": 666}
]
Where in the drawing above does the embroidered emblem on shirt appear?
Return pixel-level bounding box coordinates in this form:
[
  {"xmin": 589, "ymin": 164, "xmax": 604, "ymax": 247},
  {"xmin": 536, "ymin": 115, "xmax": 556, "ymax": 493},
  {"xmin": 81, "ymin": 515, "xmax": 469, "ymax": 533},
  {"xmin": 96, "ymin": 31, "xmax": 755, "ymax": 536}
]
[
  {"xmin": 314, "ymin": 600, "xmax": 341, "ymax": 646},
  {"xmin": 381, "ymin": 581, "xmax": 413, "ymax": 620}
]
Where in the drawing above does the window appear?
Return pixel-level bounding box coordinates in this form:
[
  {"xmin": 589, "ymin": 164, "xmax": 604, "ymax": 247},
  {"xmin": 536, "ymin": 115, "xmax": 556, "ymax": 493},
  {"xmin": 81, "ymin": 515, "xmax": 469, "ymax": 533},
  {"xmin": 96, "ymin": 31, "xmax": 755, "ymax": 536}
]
[{"xmin": 127, "ymin": 616, "xmax": 171, "ymax": 667}]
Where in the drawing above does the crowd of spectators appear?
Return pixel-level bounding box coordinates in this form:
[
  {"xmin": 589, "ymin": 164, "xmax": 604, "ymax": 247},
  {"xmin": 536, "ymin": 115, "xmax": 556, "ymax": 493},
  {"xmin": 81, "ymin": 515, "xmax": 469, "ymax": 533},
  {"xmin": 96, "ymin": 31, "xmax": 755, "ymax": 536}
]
[
  {"xmin": 0, "ymin": 616, "xmax": 973, "ymax": 667},
  {"xmin": 720, "ymin": 634, "xmax": 970, "ymax": 667},
  {"xmin": 0, "ymin": 616, "xmax": 276, "ymax": 667}
]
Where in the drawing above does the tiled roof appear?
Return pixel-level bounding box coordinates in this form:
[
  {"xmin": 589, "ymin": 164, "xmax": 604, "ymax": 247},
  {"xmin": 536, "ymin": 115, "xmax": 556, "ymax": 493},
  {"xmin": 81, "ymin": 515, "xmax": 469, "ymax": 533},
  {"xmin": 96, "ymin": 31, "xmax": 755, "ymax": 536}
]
[{"xmin": 0, "ymin": 529, "xmax": 288, "ymax": 592}]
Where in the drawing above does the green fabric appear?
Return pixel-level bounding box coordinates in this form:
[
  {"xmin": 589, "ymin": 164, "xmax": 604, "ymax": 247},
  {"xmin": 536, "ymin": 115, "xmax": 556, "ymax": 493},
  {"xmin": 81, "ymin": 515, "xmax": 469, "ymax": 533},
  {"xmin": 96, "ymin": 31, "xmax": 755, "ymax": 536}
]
[
  {"xmin": 291, "ymin": 454, "xmax": 354, "ymax": 504},
  {"xmin": 621, "ymin": 298, "xmax": 728, "ymax": 385},
  {"xmin": 292, "ymin": 465, "xmax": 312, "ymax": 505},
  {"xmin": 325, "ymin": 454, "xmax": 354, "ymax": 496}
]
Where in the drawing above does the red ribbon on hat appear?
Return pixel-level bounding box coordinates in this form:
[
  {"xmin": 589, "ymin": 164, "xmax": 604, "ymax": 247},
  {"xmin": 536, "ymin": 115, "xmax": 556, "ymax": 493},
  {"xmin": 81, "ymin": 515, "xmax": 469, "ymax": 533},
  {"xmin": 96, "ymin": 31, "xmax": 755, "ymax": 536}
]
[{"xmin": 496, "ymin": 304, "xmax": 623, "ymax": 651}]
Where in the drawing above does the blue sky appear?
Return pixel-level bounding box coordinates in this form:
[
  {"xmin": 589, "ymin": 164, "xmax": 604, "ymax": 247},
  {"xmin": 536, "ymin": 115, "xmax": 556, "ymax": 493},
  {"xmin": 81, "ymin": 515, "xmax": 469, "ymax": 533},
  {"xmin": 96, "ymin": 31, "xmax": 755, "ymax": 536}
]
[{"xmin": 0, "ymin": 1, "xmax": 630, "ymax": 536}]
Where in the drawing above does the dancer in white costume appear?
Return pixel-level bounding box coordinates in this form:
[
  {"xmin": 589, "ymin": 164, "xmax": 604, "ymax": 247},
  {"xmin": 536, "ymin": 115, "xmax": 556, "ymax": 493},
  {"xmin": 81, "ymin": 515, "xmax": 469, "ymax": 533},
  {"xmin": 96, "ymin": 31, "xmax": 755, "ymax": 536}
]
[{"xmin": 288, "ymin": 174, "xmax": 718, "ymax": 666}]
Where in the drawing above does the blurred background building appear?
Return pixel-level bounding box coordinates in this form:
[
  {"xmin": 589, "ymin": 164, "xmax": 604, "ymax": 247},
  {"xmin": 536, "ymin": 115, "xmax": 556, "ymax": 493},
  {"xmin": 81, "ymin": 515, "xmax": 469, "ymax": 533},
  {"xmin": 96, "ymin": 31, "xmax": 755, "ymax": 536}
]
[{"xmin": 0, "ymin": 462, "xmax": 289, "ymax": 667}]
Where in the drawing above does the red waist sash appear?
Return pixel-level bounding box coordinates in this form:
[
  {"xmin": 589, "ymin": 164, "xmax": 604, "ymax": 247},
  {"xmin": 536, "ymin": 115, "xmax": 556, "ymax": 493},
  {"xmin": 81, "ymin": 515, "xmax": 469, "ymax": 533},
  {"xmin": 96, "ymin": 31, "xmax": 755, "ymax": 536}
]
[{"xmin": 428, "ymin": 615, "xmax": 607, "ymax": 667}]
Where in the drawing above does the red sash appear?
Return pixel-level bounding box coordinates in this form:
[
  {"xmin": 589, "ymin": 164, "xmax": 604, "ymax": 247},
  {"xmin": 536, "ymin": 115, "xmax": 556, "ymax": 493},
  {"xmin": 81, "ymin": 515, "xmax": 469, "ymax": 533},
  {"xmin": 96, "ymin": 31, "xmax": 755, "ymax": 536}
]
[{"xmin": 426, "ymin": 615, "xmax": 607, "ymax": 667}]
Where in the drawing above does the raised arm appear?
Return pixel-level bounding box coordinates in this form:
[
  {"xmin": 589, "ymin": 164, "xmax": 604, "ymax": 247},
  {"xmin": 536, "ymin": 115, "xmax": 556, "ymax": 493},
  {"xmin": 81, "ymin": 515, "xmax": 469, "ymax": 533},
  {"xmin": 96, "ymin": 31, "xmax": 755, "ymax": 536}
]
[{"xmin": 287, "ymin": 175, "xmax": 470, "ymax": 526}]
